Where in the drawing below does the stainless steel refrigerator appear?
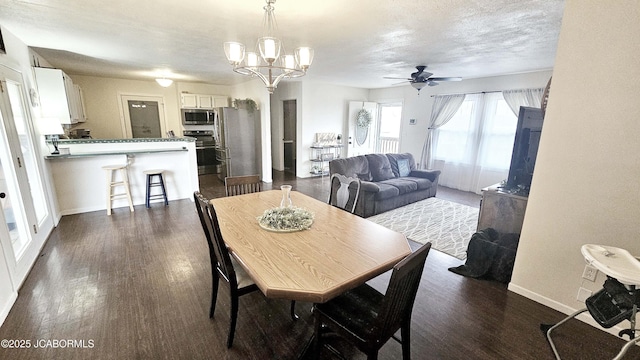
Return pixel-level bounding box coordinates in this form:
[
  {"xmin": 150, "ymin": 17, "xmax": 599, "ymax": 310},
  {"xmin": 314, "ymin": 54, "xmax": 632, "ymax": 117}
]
[{"xmin": 213, "ymin": 107, "xmax": 261, "ymax": 180}]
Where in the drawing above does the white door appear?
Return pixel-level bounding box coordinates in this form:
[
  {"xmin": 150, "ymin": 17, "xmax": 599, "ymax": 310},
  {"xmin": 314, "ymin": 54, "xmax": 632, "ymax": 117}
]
[
  {"xmin": 119, "ymin": 95, "xmax": 167, "ymax": 138},
  {"xmin": 0, "ymin": 65, "xmax": 53, "ymax": 287},
  {"xmin": 347, "ymin": 101, "xmax": 378, "ymax": 157}
]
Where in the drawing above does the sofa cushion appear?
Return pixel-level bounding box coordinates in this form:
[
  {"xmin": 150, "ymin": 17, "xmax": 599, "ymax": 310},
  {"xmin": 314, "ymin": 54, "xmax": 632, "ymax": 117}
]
[
  {"xmin": 402, "ymin": 176, "xmax": 433, "ymax": 190},
  {"xmin": 397, "ymin": 159, "xmax": 411, "ymax": 177},
  {"xmin": 379, "ymin": 178, "xmax": 418, "ymax": 195},
  {"xmin": 386, "ymin": 153, "xmax": 417, "ymax": 177},
  {"xmin": 374, "ymin": 183, "xmax": 400, "ymax": 200},
  {"xmin": 365, "ymin": 154, "xmax": 395, "ymax": 181},
  {"xmin": 329, "ymin": 156, "xmax": 371, "ymax": 181}
]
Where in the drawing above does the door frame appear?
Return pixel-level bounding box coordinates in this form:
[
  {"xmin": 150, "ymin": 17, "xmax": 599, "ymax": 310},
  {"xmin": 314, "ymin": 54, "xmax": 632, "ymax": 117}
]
[{"xmin": 118, "ymin": 94, "xmax": 167, "ymax": 138}]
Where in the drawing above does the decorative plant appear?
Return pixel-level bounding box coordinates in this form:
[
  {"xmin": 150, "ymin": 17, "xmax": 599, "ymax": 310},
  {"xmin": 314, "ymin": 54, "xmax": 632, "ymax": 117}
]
[
  {"xmin": 356, "ymin": 109, "xmax": 372, "ymax": 128},
  {"xmin": 257, "ymin": 206, "xmax": 314, "ymax": 231},
  {"xmin": 233, "ymin": 98, "xmax": 258, "ymax": 113}
]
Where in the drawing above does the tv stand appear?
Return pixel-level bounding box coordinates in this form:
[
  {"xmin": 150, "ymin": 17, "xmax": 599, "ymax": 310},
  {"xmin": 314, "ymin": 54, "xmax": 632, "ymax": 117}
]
[{"xmin": 477, "ymin": 183, "xmax": 528, "ymax": 234}]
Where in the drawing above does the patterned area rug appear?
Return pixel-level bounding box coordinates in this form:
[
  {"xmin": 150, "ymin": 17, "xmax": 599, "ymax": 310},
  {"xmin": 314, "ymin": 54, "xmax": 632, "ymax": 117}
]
[{"xmin": 368, "ymin": 198, "xmax": 479, "ymax": 260}]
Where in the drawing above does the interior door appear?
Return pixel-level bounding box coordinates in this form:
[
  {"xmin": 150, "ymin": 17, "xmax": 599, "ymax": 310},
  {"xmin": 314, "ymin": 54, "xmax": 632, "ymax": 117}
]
[
  {"xmin": 283, "ymin": 99, "xmax": 296, "ymax": 174},
  {"xmin": 119, "ymin": 95, "xmax": 167, "ymax": 138}
]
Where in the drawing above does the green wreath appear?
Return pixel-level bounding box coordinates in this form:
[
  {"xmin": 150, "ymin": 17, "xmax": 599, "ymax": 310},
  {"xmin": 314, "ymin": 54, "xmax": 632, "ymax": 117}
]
[{"xmin": 356, "ymin": 109, "xmax": 372, "ymax": 128}]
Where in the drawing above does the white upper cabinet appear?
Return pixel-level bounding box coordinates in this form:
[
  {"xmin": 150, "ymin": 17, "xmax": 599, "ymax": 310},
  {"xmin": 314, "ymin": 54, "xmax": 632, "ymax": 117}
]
[
  {"xmin": 33, "ymin": 67, "xmax": 86, "ymax": 124},
  {"xmin": 181, "ymin": 93, "xmax": 228, "ymax": 109}
]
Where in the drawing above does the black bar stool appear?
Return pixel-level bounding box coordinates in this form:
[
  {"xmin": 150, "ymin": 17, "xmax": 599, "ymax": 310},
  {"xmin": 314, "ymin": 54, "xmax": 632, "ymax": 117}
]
[{"xmin": 143, "ymin": 169, "xmax": 168, "ymax": 208}]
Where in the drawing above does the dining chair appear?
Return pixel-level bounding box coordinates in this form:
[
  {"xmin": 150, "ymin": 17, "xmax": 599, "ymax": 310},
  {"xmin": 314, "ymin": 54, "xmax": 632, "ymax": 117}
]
[
  {"xmin": 328, "ymin": 173, "xmax": 361, "ymax": 214},
  {"xmin": 312, "ymin": 242, "xmax": 432, "ymax": 360},
  {"xmin": 194, "ymin": 191, "xmax": 297, "ymax": 348},
  {"xmin": 224, "ymin": 175, "xmax": 262, "ymax": 196}
]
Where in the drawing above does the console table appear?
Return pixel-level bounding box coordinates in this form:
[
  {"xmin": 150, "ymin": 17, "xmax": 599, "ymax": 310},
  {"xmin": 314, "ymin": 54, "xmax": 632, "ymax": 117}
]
[{"xmin": 477, "ymin": 183, "xmax": 528, "ymax": 234}]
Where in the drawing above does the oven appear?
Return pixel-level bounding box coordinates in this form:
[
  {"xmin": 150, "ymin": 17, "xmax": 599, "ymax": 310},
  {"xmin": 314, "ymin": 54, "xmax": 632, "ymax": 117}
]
[{"xmin": 183, "ymin": 130, "xmax": 219, "ymax": 175}]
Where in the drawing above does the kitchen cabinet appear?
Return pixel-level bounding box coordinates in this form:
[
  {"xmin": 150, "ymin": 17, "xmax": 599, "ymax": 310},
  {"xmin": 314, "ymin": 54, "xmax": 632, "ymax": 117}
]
[
  {"xmin": 34, "ymin": 67, "xmax": 86, "ymax": 124},
  {"xmin": 181, "ymin": 93, "xmax": 229, "ymax": 109}
]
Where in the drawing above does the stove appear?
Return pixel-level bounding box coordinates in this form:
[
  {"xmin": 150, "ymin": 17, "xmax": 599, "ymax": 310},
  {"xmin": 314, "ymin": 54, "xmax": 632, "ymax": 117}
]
[{"xmin": 183, "ymin": 130, "xmax": 218, "ymax": 175}]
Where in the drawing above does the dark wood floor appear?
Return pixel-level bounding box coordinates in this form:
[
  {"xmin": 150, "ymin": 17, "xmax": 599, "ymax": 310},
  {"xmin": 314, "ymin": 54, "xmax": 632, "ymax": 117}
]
[{"xmin": 0, "ymin": 172, "xmax": 636, "ymax": 359}]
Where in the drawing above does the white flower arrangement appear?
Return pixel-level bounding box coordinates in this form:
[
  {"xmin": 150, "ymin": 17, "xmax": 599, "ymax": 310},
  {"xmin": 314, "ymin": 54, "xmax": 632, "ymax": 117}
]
[
  {"xmin": 356, "ymin": 109, "xmax": 372, "ymax": 128},
  {"xmin": 257, "ymin": 206, "xmax": 314, "ymax": 232}
]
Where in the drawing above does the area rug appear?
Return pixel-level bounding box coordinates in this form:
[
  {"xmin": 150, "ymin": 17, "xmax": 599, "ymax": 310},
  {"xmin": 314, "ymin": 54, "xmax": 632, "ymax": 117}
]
[{"xmin": 368, "ymin": 198, "xmax": 479, "ymax": 260}]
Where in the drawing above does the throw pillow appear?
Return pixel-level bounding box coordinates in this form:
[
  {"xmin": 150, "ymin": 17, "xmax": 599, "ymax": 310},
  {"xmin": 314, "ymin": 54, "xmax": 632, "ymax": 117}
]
[
  {"xmin": 397, "ymin": 159, "xmax": 411, "ymax": 177},
  {"xmin": 365, "ymin": 154, "xmax": 395, "ymax": 181}
]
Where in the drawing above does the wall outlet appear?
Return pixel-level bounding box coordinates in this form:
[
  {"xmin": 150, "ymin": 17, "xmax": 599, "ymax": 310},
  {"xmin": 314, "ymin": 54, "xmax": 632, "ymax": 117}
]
[
  {"xmin": 577, "ymin": 287, "xmax": 593, "ymax": 302},
  {"xmin": 582, "ymin": 265, "xmax": 598, "ymax": 282}
]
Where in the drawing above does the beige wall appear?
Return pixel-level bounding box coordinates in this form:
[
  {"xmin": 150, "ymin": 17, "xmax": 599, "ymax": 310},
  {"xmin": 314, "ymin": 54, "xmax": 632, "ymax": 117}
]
[
  {"xmin": 509, "ymin": 0, "xmax": 640, "ymax": 334},
  {"xmin": 71, "ymin": 75, "xmax": 232, "ymax": 139}
]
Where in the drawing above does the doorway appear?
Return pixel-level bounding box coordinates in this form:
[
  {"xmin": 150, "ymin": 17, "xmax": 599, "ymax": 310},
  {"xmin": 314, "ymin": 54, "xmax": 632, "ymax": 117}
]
[
  {"xmin": 119, "ymin": 95, "xmax": 166, "ymax": 138},
  {"xmin": 283, "ymin": 99, "xmax": 296, "ymax": 175}
]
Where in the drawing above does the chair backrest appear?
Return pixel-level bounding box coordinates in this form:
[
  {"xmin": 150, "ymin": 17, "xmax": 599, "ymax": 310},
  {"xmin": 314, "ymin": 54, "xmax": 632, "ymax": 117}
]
[
  {"xmin": 373, "ymin": 242, "xmax": 432, "ymax": 342},
  {"xmin": 328, "ymin": 173, "xmax": 361, "ymax": 213},
  {"xmin": 225, "ymin": 175, "xmax": 262, "ymax": 196},
  {"xmin": 194, "ymin": 191, "xmax": 238, "ymax": 287}
]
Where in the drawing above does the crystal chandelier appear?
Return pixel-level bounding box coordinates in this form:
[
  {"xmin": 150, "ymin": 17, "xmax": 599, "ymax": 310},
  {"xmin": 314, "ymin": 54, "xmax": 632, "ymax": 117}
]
[{"xmin": 224, "ymin": 0, "xmax": 314, "ymax": 94}]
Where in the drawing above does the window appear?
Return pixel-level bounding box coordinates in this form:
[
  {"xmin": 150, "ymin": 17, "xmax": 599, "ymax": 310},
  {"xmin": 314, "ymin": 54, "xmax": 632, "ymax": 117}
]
[
  {"xmin": 431, "ymin": 93, "xmax": 517, "ymax": 192},
  {"xmin": 376, "ymin": 103, "xmax": 402, "ymax": 153}
]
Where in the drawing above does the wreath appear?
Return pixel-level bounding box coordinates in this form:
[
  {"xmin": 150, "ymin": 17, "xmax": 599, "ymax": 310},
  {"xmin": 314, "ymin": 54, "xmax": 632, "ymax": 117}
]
[{"xmin": 356, "ymin": 109, "xmax": 372, "ymax": 128}]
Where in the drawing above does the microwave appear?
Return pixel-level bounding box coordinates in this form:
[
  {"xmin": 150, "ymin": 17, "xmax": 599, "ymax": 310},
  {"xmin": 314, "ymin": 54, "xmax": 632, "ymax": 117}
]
[{"xmin": 181, "ymin": 108, "xmax": 214, "ymax": 125}]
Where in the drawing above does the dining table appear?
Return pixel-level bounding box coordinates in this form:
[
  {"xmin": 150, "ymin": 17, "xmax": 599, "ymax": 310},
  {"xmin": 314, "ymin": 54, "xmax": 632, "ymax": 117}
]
[{"xmin": 209, "ymin": 189, "xmax": 411, "ymax": 303}]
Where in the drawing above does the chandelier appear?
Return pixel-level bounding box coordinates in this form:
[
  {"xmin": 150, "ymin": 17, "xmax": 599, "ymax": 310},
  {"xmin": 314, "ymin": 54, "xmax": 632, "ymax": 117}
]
[{"xmin": 224, "ymin": 0, "xmax": 314, "ymax": 94}]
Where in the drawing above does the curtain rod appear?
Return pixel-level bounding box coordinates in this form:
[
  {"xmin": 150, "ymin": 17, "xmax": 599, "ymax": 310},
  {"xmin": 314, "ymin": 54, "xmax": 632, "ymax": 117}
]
[
  {"xmin": 429, "ymin": 88, "xmax": 543, "ymax": 97},
  {"xmin": 429, "ymin": 90, "xmax": 502, "ymax": 97}
]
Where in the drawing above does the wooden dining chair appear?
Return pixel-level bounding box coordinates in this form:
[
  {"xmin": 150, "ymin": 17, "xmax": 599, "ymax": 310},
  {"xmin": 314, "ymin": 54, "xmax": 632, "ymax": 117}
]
[
  {"xmin": 328, "ymin": 173, "xmax": 361, "ymax": 214},
  {"xmin": 224, "ymin": 175, "xmax": 262, "ymax": 196},
  {"xmin": 193, "ymin": 191, "xmax": 296, "ymax": 348},
  {"xmin": 312, "ymin": 242, "xmax": 432, "ymax": 360}
]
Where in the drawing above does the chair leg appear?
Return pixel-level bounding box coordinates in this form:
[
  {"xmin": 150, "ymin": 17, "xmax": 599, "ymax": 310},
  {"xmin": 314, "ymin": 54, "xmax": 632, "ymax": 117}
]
[
  {"xmin": 145, "ymin": 174, "xmax": 151, "ymax": 208},
  {"xmin": 366, "ymin": 353, "xmax": 379, "ymax": 360},
  {"xmin": 209, "ymin": 275, "xmax": 219, "ymax": 318},
  {"xmin": 312, "ymin": 312, "xmax": 323, "ymax": 360},
  {"xmin": 290, "ymin": 300, "xmax": 298, "ymax": 320},
  {"xmin": 401, "ymin": 320, "xmax": 411, "ymax": 360},
  {"xmin": 227, "ymin": 294, "xmax": 239, "ymax": 348}
]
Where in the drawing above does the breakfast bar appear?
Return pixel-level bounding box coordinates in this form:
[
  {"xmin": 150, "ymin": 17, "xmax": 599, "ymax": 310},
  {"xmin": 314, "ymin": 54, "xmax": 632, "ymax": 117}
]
[{"xmin": 45, "ymin": 138, "xmax": 198, "ymax": 215}]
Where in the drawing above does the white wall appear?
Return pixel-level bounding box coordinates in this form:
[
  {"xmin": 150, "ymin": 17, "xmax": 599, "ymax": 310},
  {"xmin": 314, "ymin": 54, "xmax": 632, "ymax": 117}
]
[
  {"xmin": 509, "ymin": 0, "xmax": 640, "ymax": 336},
  {"xmin": 369, "ymin": 71, "xmax": 553, "ymax": 163},
  {"xmin": 298, "ymin": 81, "xmax": 368, "ymax": 177}
]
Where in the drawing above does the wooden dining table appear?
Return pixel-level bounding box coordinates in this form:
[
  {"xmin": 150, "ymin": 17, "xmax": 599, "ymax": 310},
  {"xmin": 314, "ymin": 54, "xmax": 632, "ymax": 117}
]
[{"xmin": 209, "ymin": 190, "xmax": 411, "ymax": 303}]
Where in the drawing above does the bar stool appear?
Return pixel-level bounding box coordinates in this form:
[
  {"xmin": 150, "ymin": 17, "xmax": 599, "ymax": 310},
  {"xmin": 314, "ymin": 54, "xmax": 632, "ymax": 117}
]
[
  {"xmin": 102, "ymin": 164, "xmax": 134, "ymax": 215},
  {"xmin": 143, "ymin": 169, "xmax": 168, "ymax": 208}
]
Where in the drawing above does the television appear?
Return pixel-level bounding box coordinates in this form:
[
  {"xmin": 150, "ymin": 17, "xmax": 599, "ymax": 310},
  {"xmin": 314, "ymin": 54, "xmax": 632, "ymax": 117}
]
[{"xmin": 505, "ymin": 106, "xmax": 544, "ymax": 192}]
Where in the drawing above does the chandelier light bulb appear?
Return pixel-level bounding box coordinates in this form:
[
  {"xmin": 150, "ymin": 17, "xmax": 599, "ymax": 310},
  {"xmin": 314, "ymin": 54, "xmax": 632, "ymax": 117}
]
[{"xmin": 224, "ymin": 42, "xmax": 245, "ymax": 64}]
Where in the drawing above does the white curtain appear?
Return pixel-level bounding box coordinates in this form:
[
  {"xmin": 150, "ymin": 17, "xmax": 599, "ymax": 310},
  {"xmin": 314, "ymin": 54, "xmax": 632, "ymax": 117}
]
[
  {"xmin": 418, "ymin": 94, "xmax": 466, "ymax": 169},
  {"xmin": 431, "ymin": 93, "xmax": 518, "ymax": 193},
  {"xmin": 502, "ymin": 88, "xmax": 544, "ymax": 116}
]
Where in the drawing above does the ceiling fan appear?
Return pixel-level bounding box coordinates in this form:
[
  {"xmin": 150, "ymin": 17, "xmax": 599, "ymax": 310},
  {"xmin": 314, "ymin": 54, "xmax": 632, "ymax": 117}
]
[{"xmin": 384, "ymin": 66, "xmax": 462, "ymax": 94}]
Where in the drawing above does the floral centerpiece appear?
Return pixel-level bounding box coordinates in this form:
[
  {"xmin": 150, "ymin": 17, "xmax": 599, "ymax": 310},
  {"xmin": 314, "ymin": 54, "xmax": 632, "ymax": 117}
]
[{"xmin": 257, "ymin": 206, "xmax": 314, "ymax": 232}]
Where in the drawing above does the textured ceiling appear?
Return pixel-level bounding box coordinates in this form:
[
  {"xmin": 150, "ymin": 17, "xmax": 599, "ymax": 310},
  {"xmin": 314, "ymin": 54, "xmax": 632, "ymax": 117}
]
[{"xmin": 0, "ymin": 0, "xmax": 565, "ymax": 88}]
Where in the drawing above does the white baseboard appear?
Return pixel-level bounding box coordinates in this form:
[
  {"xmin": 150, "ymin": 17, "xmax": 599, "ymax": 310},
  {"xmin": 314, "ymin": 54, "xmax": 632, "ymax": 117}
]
[
  {"xmin": 0, "ymin": 291, "xmax": 17, "ymax": 327},
  {"xmin": 508, "ymin": 283, "xmax": 627, "ymax": 338}
]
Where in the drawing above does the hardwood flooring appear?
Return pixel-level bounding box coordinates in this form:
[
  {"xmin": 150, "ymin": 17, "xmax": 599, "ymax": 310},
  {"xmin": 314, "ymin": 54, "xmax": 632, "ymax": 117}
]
[{"xmin": 0, "ymin": 172, "xmax": 636, "ymax": 359}]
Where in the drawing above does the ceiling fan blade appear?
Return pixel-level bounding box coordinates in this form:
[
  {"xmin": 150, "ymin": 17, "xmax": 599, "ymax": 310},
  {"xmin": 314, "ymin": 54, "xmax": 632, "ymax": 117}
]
[
  {"xmin": 427, "ymin": 81, "xmax": 439, "ymax": 87},
  {"xmin": 383, "ymin": 76, "xmax": 412, "ymax": 80},
  {"xmin": 428, "ymin": 77, "xmax": 462, "ymax": 82},
  {"xmin": 392, "ymin": 81, "xmax": 409, "ymax": 85}
]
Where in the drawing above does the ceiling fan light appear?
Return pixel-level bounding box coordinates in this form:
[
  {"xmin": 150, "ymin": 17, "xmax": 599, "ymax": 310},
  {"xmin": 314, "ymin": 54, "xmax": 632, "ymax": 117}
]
[
  {"xmin": 155, "ymin": 78, "xmax": 173, "ymax": 87},
  {"xmin": 411, "ymin": 82, "xmax": 427, "ymax": 91}
]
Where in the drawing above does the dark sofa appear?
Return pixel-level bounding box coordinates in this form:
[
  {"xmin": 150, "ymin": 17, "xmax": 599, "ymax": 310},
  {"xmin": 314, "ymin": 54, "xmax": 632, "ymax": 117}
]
[{"xmin": 329, "ymin": 153, "xmax": 441, "ymax": 217}]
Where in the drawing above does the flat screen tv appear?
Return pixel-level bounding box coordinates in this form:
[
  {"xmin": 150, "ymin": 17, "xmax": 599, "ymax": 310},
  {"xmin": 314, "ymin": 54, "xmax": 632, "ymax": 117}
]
[{"xmin": 505, "ymin": 106, "xmax": 544, "ymax": 192}]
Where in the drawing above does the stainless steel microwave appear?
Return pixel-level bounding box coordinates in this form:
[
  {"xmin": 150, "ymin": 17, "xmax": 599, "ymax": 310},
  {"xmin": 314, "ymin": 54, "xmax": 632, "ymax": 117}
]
[{"xmin": 181, "ymin": 108, "xmax": 214, "ymax": 125}]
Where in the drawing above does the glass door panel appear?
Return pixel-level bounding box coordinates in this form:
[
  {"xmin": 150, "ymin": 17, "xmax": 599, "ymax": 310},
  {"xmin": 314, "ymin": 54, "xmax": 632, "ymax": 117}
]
[
  {"xmin": 5, "ymin": 80, "xmax": 47, "ymax": 223},
  {"xmin": 0, "ymin": 118, "xmax": 30, "ymax": 258}
]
